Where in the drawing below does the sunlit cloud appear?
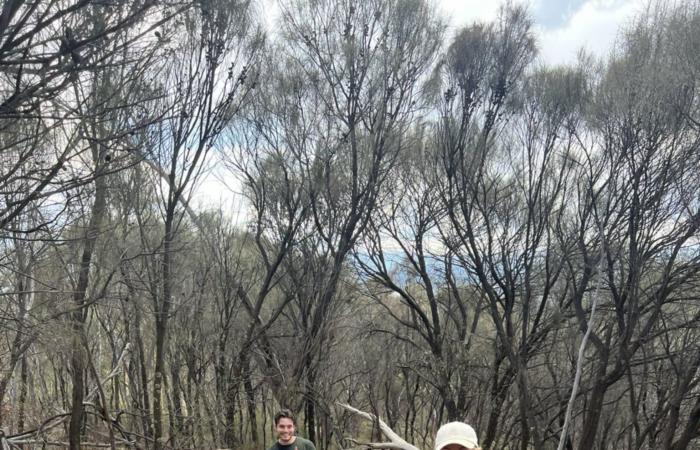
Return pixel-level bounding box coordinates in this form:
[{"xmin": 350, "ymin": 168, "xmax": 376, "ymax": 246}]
[
  {"xmin": 537, "ymin": 0, "xmax": 647, "ymax": 65},
  {"xmin": 438, "ymin": 0, "xmax": 645, "ymax": 65}
]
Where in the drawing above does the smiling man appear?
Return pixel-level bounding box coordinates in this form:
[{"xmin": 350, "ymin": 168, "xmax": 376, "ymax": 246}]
[{"xmin": 268, "ymin": 409, "xmax": 317, "ymax": 450}]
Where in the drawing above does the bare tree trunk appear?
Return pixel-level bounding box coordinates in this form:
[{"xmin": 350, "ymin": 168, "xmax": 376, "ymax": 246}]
[
  {"xmin": 69, "ymin": 162, "xmax": 107, "ymax": 450},
  {"xmin": 135, "ymin": 302, "xmax": 153, "ymax": 443},
  {"xmin": 577, "ymin": 350, "xmax": 610, "ymax": 450},
  {"xmin": 243, "ymin": 359, "xmax": 258, "ymax": 445},
  {"xmin": 153, "ymin": 207, "xmax": 175, "ymax": 450},
  {"xmin": 660, "ymin": 349, "xmax": 700, "ymax": 449},
  {"xmin": 201, "ymin": 385, "xmax": 219, "ymax": 445},
  {"xmin": 224, "ymin": 349, "xmax": 246, "ymax": 448},
  {"xmin": 192, "ymin": 382, "xmax": 206, "ymax": 447},
  {"xmin": 18, "ymin": 353, "xmax": 29, "ymax": 450},
  {"xmin": 671, "ymin": 394, "xmax": 700, "ymax": 450},
  {"xmin": 224, "ymin": 380, "xmax": 239, "ymax": 447},
  {"xmin": 0, "ymin": 317, "xmax": 23, "ymax": 426},
  {"xmin": 119, "ymin": 262, "xmax": 153, "ymax": 444},
  {"xmin": 304, "ymin": 353, "xmax": 317, "ymax": 444},
  {"xmin": 165, "ymin": 374, "xmax": 177, "ymax": 448},
  {"xmin": 0, "ymin": 232, "xmax": 34, "ymax": 426},
  {"xmin": 483, "ymin": 361, "xmax": 514, "ymax": 450},
  {"xmin": 558, "ymin": 271, "xmax": 603, "ymax": 450},
  {"xmin": 170, "ymin": 352, "xmax": 183, "ymax": 447},
  {"xmin": 17, "ymin": 354, "xmax": 28, "ymax": 431}
]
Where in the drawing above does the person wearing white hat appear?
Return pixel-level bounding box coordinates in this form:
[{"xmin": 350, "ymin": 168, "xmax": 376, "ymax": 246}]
[{"xmin": 434, "ymin": 421, "xmax": 481, "ymax": 450}]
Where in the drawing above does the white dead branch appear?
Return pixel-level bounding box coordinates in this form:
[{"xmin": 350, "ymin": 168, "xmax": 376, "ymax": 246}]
[
  {"xmin": 556, "ymin": 191, "xmax": 608, "ymax": 450},
  {"xmin": 338, "ymin": 403, "xmax": 420, "ymax": 450}
]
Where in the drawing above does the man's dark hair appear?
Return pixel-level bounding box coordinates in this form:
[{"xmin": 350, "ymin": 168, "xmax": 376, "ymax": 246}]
[{"xmin": 274, "ymin": 409, "xmax": 295, "ymax": 426}]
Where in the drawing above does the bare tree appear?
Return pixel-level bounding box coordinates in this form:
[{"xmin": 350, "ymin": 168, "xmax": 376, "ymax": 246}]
[
  {"xmin": 559, "ymin": 5, "xmax": 700, "ymax": 448},
  {"xmin": 138, "ymin": 2, "xmax": 263, "ymax": 448},
  {"xmin": 0, "ymin": 0, "xmax": 173, "ymax": 231},
  {"xmin": 260, "ymin": 0, "xmax": 443, "ymax": 440}
]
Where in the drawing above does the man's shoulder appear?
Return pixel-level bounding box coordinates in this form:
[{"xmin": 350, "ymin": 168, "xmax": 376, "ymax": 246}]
[{"xmin": 294, "ymin": 436, "xmax": 316, "ymax": 450}]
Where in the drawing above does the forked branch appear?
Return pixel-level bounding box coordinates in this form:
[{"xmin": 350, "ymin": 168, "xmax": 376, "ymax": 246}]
[{"xmin": 338, "ymin": 403, "xmax": 420, "ymax": 450}]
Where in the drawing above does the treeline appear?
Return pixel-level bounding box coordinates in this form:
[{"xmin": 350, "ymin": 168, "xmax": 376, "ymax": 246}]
[{"xmin": 1, "ymin": 0, "xmax": 699, "ymax": 449}]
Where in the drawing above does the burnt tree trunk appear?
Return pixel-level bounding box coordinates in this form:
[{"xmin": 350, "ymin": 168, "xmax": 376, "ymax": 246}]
[{"xmin": 68, "ymin": 157, "xmax": 108, "ymax": 450}]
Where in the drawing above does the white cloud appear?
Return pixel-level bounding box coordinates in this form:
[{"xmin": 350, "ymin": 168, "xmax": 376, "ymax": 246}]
[
  {"xmin": 189, "ymin": 154, "xmax": 249, "ymax": 223},
  {"xmin": 437, "ymin": 0, "xmax": 646, "ymax": 66},
  {"xmin": 260, "ymin": 0, "xmax": 281, "ymax": 32},
  {"xmin": 537, "ymin": 0, "xmax": 646, "ymax": 65},
  {"xmin": 438, "ymin": 0, "xmax": 536, "ymax": 32}
]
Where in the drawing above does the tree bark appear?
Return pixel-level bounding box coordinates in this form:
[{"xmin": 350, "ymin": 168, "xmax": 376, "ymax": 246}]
[
  {"xmin": 68, "ymin": 159, "xmax": 108, "ymax": 450},
  {"xmin": 577, "ymin": 353, "xmax": 610, "ymax": 450},
  {"xmin": 0, "ymin": 232, "xmax": 34, "ymax": 426},
  {"xmin": 224, "ymin": 349, "xmax": 246, "ymax": 448},
  {"xmin": 18, "ymin": 354, "xmax": 28, "ymax": 433},
  {"xmin": 243, "ymin": 357, "xmax": 258, "ymax": 445},
  {"xmin": 154, "ymin": 206, "xmax": 175, "ymax": 450}
]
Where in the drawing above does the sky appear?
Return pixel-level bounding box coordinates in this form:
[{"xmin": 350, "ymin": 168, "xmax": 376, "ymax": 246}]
[
  {"xmin": 260, "ymin": 0, "xmax": 648, "ymax": 65},
  {"xmin": 192, "ymin": 0, "xmax": 648, "ymax": 212},
  {"xmin": 438, "ymin": 0, "xmax": 647, "ymax": 64}
]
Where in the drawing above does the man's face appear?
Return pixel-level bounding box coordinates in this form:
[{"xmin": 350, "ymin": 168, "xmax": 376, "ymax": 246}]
[{"xmin": 276, "ymin": 417, "xmax": 295, "ymax": 444}]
